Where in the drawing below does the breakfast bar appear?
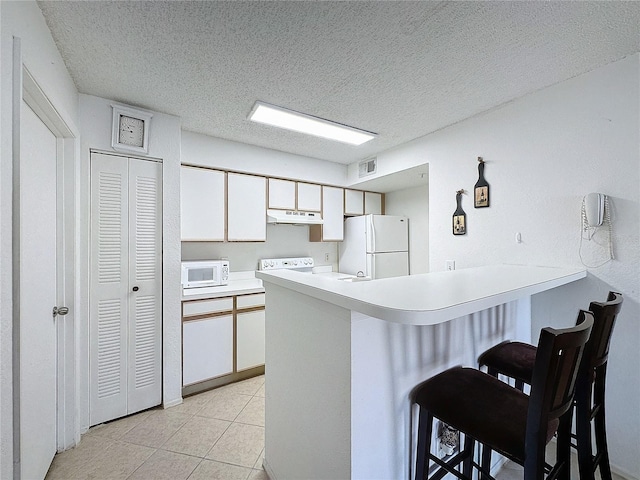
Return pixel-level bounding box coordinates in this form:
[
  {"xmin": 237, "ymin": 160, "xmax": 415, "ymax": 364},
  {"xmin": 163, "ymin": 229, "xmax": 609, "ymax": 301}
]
[{"xmin": 255, "ymin": 264, "xmax": 586, "ymax": 480}]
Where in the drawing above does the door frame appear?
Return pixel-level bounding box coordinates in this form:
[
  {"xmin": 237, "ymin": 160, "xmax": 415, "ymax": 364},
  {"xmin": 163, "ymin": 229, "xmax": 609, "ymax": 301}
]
[{"xmin": 13, "ymin": 53, "xmax": 80, "ymax": 478}]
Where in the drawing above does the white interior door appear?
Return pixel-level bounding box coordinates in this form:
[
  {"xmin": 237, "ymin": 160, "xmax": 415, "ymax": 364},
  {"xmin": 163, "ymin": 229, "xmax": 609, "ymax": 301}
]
[
  {"xmin": 127, "ymin": 158, "xmax": 162, "ymax": 413},
  {"xmin": 89, "ymin": 153, "xmax": 129, "ymax": 425},
  {"xmin": 20, "ymin": 100, "xmax": 58, "ymax": 479},
  {"xmin": 90, "ymin": 152, "xmax": 162, "ymax": 426}
]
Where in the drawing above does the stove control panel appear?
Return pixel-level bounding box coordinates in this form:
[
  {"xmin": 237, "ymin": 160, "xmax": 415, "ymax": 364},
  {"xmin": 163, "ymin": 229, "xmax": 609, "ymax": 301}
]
[{"xmin": 259, "ymin": 257, "xmax": 314, "ymax": 271}]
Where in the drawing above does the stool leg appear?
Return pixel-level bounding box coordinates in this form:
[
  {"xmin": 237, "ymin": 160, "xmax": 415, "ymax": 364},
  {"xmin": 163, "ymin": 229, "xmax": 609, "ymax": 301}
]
[
  {"xmin": 575, "ymin": 374, "xmax": 595, "ymax": 480},
  {"xmin": 480, "ymin": 441, "xmax": 492, "ymax": 480},
  {"xmin": 593, "ymin": 367, "xmax": 613, "ymax": 480},
  {"xmin": 556, "ymin": 413, "xmax": 572, "ymax": 480},
  {"xmin": 415, "ymin": 406, "xmax": 434, "ymax": 480},
  {"xmin": 461, "ymin": 434, "xmax": 474, "ymax": 478}
]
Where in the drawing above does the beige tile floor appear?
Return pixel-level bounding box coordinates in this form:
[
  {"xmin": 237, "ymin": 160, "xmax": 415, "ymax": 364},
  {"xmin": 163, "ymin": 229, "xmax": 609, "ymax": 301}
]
[
  {"xmin": 46, "ymin": 372, "xmax": 625, "ymax": 480},
  {"xmin": 46, "ymin": 375, "xmax": 267, "ymax": 480}
]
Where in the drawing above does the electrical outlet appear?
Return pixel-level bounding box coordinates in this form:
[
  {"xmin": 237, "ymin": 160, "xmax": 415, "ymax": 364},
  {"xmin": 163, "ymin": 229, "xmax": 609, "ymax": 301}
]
[
  {"xmin": 446, "ymin": 260, "xmax": 455, "ymax": 271},
  {"xmin": 325, "ymin": 253, "xmax": 330, "ymax": 262}
]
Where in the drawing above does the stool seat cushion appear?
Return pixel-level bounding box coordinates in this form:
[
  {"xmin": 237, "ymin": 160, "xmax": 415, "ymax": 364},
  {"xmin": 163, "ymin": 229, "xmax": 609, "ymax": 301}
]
[
  {"xmin": 478, "ymin": 341, "xmax": 536, "ymax": 384},
  {"xmin": 414, "ymin": 366, "xmax": 558, "ymax": 462}
]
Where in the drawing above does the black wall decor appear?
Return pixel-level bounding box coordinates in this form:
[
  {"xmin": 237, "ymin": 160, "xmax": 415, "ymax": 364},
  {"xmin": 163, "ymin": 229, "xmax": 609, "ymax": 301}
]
[
  {"xmin": 474, "ymin": 157, "xmax": 490, "ymax": 208},
  {"xmin": 453, "ymin": 189, "xmax": 466, "ymax": 235}
]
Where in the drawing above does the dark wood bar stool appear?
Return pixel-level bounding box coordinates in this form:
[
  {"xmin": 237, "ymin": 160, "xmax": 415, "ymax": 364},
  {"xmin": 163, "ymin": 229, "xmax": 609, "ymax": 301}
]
[
  {"xmin": 478, "ymin": 292, "xmax": 623, "ymax": 480},
  {"xmin": 412, "ymin": 311, "xmax": 593, "ymax": 480}
]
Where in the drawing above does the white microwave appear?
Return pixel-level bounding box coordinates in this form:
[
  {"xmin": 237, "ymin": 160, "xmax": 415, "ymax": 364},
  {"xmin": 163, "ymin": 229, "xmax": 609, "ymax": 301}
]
[{"xmin": 181, "ymin": 260, "xmax": 229, "ymax": 288}]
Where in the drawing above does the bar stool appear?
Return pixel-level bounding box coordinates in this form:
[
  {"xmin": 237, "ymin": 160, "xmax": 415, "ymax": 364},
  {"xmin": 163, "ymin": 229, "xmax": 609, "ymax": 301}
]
[
  {"xmin": 412, "ymin": 311, "xmax": 593, "ymax": 480},
  {"xmin": 478, "ymin": 292, "xmax": 623, "ymax": 480}
]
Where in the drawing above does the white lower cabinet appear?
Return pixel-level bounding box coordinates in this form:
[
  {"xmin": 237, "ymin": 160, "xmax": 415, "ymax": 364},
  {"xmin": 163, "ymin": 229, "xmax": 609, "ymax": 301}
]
[
  {"xmin": 182, "ymin": 292, "xmax": 265, "ymax": 392},
  {"xmin": 182, "ymin": 315, "xmax": 234, "ymax": 385},
  {"xmin": 237, "ymin": 309, "xmax": 266, "ymax": 371}
]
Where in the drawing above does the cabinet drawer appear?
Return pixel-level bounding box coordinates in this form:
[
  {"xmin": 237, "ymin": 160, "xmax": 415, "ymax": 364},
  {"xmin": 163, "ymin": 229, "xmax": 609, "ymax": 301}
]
[
  {"xmin": 182, "ymin": 297, "xmax": 233, "ymax": 317},
  {"xmin": 236, "ymin": 293, "xmax": 266, "ymax": 310}
]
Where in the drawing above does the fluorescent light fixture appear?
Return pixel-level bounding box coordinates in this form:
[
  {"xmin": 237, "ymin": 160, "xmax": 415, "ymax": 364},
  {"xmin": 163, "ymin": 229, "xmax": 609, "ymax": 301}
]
[{"xmin": 248, "ymin": 101, "xmax": 377, "ymax": 146}]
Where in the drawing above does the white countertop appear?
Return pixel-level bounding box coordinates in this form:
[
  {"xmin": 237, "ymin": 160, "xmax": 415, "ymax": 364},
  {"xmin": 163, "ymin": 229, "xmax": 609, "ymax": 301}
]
[
  {"xmin": 255, "ymin": 264, "xmax": 586, "ymax": 325},
  {"xmin": 181, "ymin": 271, "xmax": 264, "ymax": 300}
]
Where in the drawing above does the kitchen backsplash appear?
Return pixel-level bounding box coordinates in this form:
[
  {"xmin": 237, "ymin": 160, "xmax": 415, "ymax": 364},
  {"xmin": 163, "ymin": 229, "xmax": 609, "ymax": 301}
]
[{"xmin": 181, "ymin": 223, "xmax": 339, "ymax": 272}]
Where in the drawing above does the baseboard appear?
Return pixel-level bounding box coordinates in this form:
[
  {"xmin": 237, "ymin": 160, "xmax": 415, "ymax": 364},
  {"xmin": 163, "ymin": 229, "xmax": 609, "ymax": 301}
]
[
  {"xmin": 162, "ymin": 397, "xmax": 183, "ymax": 409},
  {"xmin": 262, "ymin": 458, "xmax": 277, "ymax": 480},
  {"xmin": 611, "ymin": 465, "xmax": 639, "ymax": 480}
]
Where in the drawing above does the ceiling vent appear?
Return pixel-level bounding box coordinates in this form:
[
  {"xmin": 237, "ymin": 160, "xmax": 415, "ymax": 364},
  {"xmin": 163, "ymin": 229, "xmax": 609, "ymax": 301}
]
[{"xmin": 358, "ymin": 158, "xmax": 377, "ymax": 178}]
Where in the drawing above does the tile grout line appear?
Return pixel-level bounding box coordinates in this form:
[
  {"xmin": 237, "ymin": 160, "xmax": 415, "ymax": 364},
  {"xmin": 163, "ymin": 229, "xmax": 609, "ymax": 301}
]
[{"xmin": 47, "ymin": 376, "xmax": 266, "ymax": 479}]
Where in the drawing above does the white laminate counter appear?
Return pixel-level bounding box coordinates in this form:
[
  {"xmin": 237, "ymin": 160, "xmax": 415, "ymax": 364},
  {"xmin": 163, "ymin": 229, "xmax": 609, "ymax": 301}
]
[
  {"xmin": 259, "ymin": 263, "xmax": 587, "ymax": 480},
  {"xmin": 256, "ymin": 264, "xmax": 586, "ymax": 325},
  {"xmin": 181, "ymin": 271, "xmax": 264, "ymax": 301}
]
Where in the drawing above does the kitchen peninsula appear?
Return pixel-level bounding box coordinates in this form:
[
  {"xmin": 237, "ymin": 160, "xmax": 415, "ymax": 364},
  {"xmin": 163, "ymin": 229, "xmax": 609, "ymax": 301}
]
[{"xmin": 255, "ymin": 264, "xmax": 586, "ymax": 480}]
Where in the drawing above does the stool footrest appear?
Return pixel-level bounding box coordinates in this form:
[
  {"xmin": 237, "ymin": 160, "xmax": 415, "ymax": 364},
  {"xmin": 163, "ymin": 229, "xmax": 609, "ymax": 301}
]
[{"xmin": 423, "ymin": 449, "xmax": 473, "ymax": 480}]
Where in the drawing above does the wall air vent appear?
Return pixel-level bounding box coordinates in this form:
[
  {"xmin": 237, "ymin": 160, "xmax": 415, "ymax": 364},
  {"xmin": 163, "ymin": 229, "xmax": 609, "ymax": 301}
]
[{"xmin": 358, "ymin": 158, "xmax": 377, "ymax": 178}]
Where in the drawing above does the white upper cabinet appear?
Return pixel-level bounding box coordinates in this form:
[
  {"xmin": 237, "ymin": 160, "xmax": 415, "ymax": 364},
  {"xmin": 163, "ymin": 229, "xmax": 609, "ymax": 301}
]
[
  {"xmin": 181, "ymin": 166, "xmax": 225, "ymax": 241},
  {"xmin": 268, "ymin": 178, "xmax": 296, "ymax": 210},
  {"xmin": 345, "ymin": 189, "xmax": 364, "ymax": 216},
  {"xmin": 310, "ymin": 185, "xmax": 344, "ymax": 242},
  {"xmin": 364, "ymin": 191, "xmax": 383, "ymax": 215},
  {"xmin": 296, "ymin": 182, "xmax": 322, "ymax": 212},
  {"xmin": 227, "ymin": 173, "xmax": 267, "ymax": 241}
]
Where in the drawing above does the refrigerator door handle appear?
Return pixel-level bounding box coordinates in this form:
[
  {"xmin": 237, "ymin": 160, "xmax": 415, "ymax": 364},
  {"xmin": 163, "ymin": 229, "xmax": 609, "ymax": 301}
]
[{"xmin": 369, "ymin": 215, "xmax": 376, "ymax": 253}]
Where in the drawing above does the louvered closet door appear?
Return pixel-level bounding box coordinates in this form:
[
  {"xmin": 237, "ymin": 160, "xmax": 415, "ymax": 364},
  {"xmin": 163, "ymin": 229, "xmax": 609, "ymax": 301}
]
[
  {"xmin": 127, "ymin": 158, "xmax": 162, "ymax": 414},
  {"xmin": 90, "ymin": 152, "xmax": 162, "ymax": 426}
]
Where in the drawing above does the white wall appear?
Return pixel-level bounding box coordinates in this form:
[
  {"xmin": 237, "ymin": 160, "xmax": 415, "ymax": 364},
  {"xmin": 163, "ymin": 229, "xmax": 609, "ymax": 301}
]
[
  {"xmin": 77, "ymin": 94, "xmax": 183, "ymax": 431},
  {"xmin": 181, "ymin": 130, "xmax": 348, "ymax": 270},
  {"xmin": 182, "ymin": 130, "xmax": 347, "ymax": 185},
  {"xmin": 372, "ymin": 54, "xmax": 640, "ymax": 478},
  {"xmin": 183, "ymin": 225, "xmax": 340, "ymax": 272},
  {"xmin": 385, "ymin": 184, "xmax": 429, "ymax": 274},
  {"xmin": 1, "ymin": 2, "xmax": 80, "ymax": 477}
]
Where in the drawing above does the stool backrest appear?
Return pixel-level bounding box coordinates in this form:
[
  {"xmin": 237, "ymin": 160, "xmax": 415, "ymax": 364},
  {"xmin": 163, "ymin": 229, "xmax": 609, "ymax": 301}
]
[
  {"xmin": 525, "ymin": 310, "xmax": 593, "ymax": 467},
  {"xmin": 585, "ymin": 291, "xmax": 623, "ymax": 370}
]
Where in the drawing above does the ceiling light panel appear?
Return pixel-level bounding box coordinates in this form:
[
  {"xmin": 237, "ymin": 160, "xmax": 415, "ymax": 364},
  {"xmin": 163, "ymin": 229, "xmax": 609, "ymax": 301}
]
[{"xmin": 249, "ymin": 102, "xmax": 377, "ymax": 146}]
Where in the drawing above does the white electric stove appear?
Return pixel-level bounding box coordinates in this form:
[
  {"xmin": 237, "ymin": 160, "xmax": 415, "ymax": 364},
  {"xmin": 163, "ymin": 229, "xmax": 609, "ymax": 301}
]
[{"xmin": 258, "ymin": 257, "xmax": 315, "ymax": 273}]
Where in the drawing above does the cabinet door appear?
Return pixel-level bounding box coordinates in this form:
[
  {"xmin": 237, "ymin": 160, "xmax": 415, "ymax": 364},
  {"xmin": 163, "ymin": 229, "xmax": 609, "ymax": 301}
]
[
  {"xmin": 182, "ymin": 315, "xmax": 234, "ymax": 385},
  {"xmin": 227, "ymin": 173, "xmax": 267, "ymax": 241},
  {"xmin": 181, "ymin": 166, "xmax": 225, "ymax": 241},
  {"xmin": 345, "ymin": 189, "xmax": 364, "ymax": 216},
  {"xmin": 236, "ymin": 309, "xmax": 266, "ymax": 371},
  {"xmin": 297, "ymin": 182, "xmax": 321, "ymax": 212},
  {"xmin": 319, "ymin": 185, "xmax": 345, "ymax": 241},
  {"xmin": 268, "ymin": 178, "xmax": 296, "ymax": 210},
  {"xmin": 364, "ymin": 192, "xmax": 383, "ymax": 215}
]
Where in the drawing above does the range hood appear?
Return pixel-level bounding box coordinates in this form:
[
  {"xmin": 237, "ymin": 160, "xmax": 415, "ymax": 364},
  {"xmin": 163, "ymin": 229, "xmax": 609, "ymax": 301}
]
[{"xmin": 266, "ymin": 209, "xmax": 323, "ymax": 225}]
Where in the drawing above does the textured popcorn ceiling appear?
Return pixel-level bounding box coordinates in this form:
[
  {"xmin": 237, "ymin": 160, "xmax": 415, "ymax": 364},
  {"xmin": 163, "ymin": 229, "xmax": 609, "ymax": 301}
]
[{"xmin": 38, "ymin": 1, "xmax": 640, "ymax": 165}]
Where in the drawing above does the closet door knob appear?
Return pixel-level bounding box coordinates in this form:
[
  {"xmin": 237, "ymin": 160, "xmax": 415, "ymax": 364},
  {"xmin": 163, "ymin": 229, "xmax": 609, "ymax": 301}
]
[{"xmin": 132, "ymin": 286, "xmax": 139, "ymax": 292}]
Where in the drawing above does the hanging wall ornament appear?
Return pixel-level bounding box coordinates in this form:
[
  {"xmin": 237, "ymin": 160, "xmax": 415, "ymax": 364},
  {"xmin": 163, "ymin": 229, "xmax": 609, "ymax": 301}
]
[
  {"xmin": 474, "ymin": 157, "xmax": 490, "ymax": 208},
  {"xmin": 452, "ymin": 189, "xmax": 466, "ymax": 235}
]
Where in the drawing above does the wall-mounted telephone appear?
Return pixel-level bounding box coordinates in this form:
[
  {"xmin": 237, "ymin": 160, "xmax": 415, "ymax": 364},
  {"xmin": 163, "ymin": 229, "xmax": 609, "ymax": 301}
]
[
  {"xmin": 584, "ymin": 192, "xmax": 605, "ymax": 227},
  {"xmin": 580, "ymin": 192, "xmax": 613, "ymax": 267}
]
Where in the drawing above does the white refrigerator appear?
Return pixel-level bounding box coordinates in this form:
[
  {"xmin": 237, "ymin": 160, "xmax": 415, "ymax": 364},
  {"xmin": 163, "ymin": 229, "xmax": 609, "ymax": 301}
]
[{"xmin": 339, "ymin": 215, "xmax": 409, "ymax": 279}]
